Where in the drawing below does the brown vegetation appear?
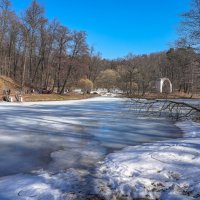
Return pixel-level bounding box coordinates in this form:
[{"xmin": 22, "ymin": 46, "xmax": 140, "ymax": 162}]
[
  {"xmin": 128, "ymin": 92, "xmax": 200, "ymax": 100},
  {"xmin": 0, "ymin": 76, "xmax": 21, "ymax": 95},
  {"xmin": 79, "ymin": 78, "xmax": 93, "ymax": 94},
  {"xmin": 23, "ymin": 93, "xmax": 99, "ymax": 102}
]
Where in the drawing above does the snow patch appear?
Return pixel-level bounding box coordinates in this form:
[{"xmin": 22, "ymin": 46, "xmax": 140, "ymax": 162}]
[{"xmin": 96, "ymin": 120, "xmax": 200, "ymax": 199}]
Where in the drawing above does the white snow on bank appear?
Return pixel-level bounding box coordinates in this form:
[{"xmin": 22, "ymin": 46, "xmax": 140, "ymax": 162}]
[
  {"xmin": 0, "ymin": 169, "xmax": 86, "ymax": 200},
  {"xmin": 97, "ymin": 120, "xmax": 200, "ymax": 200}
]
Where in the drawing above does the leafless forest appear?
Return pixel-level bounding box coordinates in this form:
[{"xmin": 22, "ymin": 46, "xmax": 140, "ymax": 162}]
[{"xmin": 0, "ymin": 0, "xmax": 200, "ymax": 95}]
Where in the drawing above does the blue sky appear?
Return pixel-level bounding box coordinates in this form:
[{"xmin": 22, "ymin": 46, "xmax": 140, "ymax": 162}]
[{"xmin": 11, "ymin": 0, "xmax": 190, "ymax": 59}]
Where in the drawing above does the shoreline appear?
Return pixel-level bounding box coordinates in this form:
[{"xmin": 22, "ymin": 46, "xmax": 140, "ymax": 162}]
[
  {"xmin": 0, "ymin": 93, "xmax": 100, "ymax": 103},
  {"xmin": 124, "ymin": 92, "xmax": 200, "ymax": 100},
  {"xmin": 1, "ymin": 91, "xmax": 200, "ymax": 103}
]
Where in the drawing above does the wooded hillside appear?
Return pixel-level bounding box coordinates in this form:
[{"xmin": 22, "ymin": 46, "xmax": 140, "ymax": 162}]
[{"xmin": 0, "ymin": 0, "xmax": 199, "ymax": 96}]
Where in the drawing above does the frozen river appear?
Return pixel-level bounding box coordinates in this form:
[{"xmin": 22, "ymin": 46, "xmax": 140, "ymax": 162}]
[{"xmin": 0, "ymin": 97, "xmax": 182, "ymax": 178}]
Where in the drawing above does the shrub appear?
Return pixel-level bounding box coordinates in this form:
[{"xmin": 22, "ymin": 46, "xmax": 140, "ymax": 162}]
[{"xmin": 79, "ymin": 79, "xmax": 93, "ymax": 94}]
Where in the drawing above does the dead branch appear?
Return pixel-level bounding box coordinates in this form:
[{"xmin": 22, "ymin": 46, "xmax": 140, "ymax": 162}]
[{"xmin": 130, "ymin": 98, "xmax": 200, "ymax": 121}]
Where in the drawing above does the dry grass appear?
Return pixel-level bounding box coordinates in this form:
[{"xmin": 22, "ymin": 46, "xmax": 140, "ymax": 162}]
[
  {"xmin": 128, "ymin": 92, "xmax": 200, "ymax": 100},
  {"xmin": 23, "ymin": 93, "xmax": 99, "ymax": 102}
]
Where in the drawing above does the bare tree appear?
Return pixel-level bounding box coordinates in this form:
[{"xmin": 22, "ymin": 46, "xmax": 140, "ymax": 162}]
[
  {"xmin": 23, "ymin": 0, "xmax": 45, "ymax": 85},
  {"xmin": 178, "ymin": 0, "xmax": 200, "ymax": 49},
  {"xmin": 88, "ymin": 47, "xmax": 103, "ymax": 84},
  {"xmin": 59, "ymin": 31, "xmax": 89, "ymax": 94}
]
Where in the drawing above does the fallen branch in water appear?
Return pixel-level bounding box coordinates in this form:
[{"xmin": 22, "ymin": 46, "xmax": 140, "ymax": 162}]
[{"xmin": 130, "ymin": 98, "xmax": 200, "ymax": 121}]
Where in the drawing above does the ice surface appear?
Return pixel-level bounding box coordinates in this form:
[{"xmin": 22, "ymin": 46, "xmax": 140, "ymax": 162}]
[
  {"xmin": 0, "ymin": 97, "xmax": 181, "ymax": 176},
  {"xmin": 0, "ymin": 97, "xmax": 188, "ymax": 199}
]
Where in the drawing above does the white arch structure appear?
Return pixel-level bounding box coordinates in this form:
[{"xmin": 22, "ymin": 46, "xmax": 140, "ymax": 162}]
[{"xmin": 158, "ymin": 78, "xmax": 172, "ymax": 93}]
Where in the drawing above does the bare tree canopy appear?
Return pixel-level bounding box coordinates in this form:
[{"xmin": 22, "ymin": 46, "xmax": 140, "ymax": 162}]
[
  {"xmin": 178, "ymin": 0, "xmax": 200, "ymax": 49},
  {"xmin": 0, "ymin": 0, "xmax": 199, "ymax": 98}
]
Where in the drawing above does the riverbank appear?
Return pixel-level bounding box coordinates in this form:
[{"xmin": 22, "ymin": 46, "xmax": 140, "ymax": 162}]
[
  {"xmin": 97, "ymin": 120, "xmax": 200, "ymax": 200},
  {"xmin": 24, "ymin": 93, "xmax": 99, "ymax": 102},
  {"xmin": 127, "ymin": 92, "xmax": 200, "ymax": 100},
  {"xmin": 2, "ymin": 91, "xmax": 200, "ymax": 103},
  {"xmin": 0, "ymin": 93, "xmax": 99, "ymax": 102}
]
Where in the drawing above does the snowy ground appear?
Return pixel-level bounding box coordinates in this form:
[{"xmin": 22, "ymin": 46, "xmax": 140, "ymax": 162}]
[
  {"xmin": 0, "ymin": 97, "xmax": 198, "ymax": 199},
  {"xmin": 97, "ymin": 120, "xmax": 200, "ymax": 200}
]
